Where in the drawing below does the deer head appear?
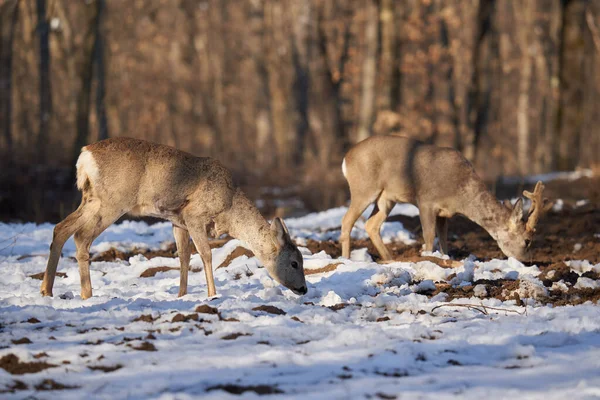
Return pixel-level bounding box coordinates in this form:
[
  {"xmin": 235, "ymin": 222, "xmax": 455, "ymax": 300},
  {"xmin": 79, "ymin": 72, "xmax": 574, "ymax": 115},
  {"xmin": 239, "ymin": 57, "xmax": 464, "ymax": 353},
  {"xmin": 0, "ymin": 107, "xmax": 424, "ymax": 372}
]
[
  {"xmin": 496, "ymin": 181, "xmax": 551, "ymax": 261},
  {"xmin": 263, "ymin": 217, "xmax": 307, "ymax": 295}
]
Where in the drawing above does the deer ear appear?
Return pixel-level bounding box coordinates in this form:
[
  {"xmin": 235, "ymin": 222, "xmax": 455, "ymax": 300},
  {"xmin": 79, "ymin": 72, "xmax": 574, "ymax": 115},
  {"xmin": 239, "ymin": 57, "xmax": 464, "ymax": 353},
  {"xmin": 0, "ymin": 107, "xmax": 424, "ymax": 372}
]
[
  {"xmin": 270, "ymin": 217, "xmax": 287, "ymax": 248},
  {"xmin": 511, "ymin": 198, "xmax": 524, "ymax": 223}
]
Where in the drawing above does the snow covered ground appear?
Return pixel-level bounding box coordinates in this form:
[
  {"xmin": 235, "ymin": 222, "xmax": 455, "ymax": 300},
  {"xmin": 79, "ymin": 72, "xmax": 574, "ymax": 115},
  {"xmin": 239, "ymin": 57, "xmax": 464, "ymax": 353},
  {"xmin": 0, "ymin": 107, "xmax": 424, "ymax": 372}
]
[{"xmin": 1, "ymin": 207, "xmax": 600, "ymax": 399}]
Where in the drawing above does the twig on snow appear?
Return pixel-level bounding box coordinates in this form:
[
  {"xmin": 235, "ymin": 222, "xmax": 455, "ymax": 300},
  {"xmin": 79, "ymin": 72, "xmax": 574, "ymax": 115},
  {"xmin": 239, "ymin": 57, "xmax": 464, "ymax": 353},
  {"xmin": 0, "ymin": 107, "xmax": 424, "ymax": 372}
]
[{"xmin": 430, "ymin": 302, "xmax": 526, "ymax": 316}]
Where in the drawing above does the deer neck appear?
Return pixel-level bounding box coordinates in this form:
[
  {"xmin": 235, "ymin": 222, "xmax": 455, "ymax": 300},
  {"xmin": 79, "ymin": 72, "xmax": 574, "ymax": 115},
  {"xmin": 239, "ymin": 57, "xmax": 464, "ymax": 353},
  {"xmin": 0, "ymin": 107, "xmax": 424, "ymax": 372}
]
[
  {"xmin": 458, "ymin": 182, "xmax": 511, "ymax": 241},
  {"xmin": 215, "ymin": 190, "xmax": 276, "ymax": 265}
]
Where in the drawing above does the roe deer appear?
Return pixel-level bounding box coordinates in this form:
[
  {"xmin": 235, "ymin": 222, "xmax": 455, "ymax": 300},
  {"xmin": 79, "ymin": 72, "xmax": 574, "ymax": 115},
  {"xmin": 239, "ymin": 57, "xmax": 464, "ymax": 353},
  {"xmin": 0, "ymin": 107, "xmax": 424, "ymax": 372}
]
[
  {"xmin": 41, "ymin": 138, "xmax": 307, "ymax": 300},
  {"xmin": 340, "ymin": 136, "xmax": 551, "ymax": 261}
]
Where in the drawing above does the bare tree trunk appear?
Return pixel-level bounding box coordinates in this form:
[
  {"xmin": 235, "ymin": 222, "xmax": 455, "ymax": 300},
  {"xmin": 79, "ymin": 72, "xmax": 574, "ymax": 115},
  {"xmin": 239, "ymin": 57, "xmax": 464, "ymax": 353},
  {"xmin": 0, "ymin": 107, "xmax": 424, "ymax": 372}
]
[
  {"xmin": 0, "ymin": 0, "xmax": 19, "ymax": 158},
  {"xmin": 356, "ymin": 0, "xmax": 378, "ymax": 142},
  {"xmin": 36, "ymin": 0, "xmax": 51, "ymax": 163},
  {"xmin": 557, "ymin": 0, "xmax": 585, "ymax": 171},
  {"xmin": 376, "ymin": 0, "xmax": 397, "ymax": 112},
  {"xmin": 94, "ymin": 0, "xmax": 108, "ymax": 140},
  {"xmin": 581, "ymin": 3, "xmax": 600, "ymax": 170},
  {"xmin": 71, "ymin": 1, "xmax": 100, "ymax": 169}
]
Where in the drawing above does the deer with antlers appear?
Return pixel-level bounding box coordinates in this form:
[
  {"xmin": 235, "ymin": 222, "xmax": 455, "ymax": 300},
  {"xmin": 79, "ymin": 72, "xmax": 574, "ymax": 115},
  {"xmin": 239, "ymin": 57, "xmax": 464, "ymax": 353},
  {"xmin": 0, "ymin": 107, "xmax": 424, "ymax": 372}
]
[{"xmin": 340, "ymin": 136, "xmax": 551, "ymax": 261}]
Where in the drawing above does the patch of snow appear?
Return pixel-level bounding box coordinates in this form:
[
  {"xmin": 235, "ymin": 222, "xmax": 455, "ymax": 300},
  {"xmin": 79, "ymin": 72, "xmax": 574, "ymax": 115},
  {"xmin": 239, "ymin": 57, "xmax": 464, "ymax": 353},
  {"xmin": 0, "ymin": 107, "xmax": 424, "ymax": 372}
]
[
  {"xmin": 575, "ymin": 277, "xmax": 600, "ymax": 290},
  {"xmin": 473, "ymin": 284, "xmax": 488, "ymax": 297},
  {"xmin": 350, "ymin": 248, "xmax": 373, "ymax": 262},
  {"xmin": 551, "ymin": 281, "xmax": 569, "ymax": 293},
  {"xmin": 499, "ymin": 169, "xmax": 593, "ymax": 185}
]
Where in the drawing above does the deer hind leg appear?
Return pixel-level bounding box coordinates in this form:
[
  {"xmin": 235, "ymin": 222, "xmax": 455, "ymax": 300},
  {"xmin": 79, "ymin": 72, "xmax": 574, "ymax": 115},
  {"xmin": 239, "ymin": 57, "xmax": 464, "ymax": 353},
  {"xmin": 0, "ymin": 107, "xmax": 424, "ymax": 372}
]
[
  {"xmin": 419, "ymin": 206, "xmax": 437, "ymax": 253},
  {"xmin": 173, "ymin": 225, "xmax": 191, "ymax": 297},
  {"xmin": 341, "ymin": 192, "xmax": 377, "ymax": 259},
  {"xmin": 186, "ymin": 221, "xmax": 215, "ymax": 297},
  {"xmin": 41, "ymin": 198, "xmax": 100, "ymax": 297},
  {"xmin": 435, "ymin": 216, "xmax": 449, "ymax": 255},
  {"xmin": 365, "ymin": 195, "xmax": 395, "ymax": 261},
  {"xmin": 73, "ymin": 208, "xmax": 123, "ymax": 299}
]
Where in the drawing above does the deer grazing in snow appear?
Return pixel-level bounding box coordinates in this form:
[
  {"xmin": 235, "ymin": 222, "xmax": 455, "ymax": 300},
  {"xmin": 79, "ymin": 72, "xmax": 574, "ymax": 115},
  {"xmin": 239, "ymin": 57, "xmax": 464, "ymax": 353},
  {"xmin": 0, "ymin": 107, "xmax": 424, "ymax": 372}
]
[
  {"xmin": 41, "ymin": 138, "xmax": 307, "ymax": 300},
  {"xmin": 340, "ymin": 136, "xmax": 551, "ymax": 261}
]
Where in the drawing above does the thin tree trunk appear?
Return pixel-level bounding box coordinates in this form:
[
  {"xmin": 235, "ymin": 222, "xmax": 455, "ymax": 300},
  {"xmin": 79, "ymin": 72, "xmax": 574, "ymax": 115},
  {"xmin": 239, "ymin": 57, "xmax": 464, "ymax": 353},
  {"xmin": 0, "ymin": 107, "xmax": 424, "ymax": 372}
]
[
  {"xmin": 516, "ymin": 1, "xmax": 532, "ymax": 176},
  {"xmin": 94, "ymin": 0, "xmax": 108, "ymax": 140},
  {"xmin": 36, "ymin": 0, "xmax": 51, "ymax": 163},
  {"xmin": 376, "ymin": 0, "xmax": 396, "ymax": 112},
  {"xmin": 71, "ymin": 1, "xmax": 100, "ymax": 169},
  {"xmin": 356, "ymin": 0, "xmax": 378, "ymax": 142},
  {"xmin": 0, "ymin": 0, "xmax": 19, "ymax": 157}
]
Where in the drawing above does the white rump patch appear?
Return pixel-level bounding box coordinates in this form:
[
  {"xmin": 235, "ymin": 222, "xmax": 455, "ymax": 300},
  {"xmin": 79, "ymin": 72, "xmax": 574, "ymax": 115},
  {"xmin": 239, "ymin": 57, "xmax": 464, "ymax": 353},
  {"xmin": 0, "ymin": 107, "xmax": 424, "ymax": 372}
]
[
  {"xmin": 341, "ymin": 158, "xmax": 347, "ymax": 178},
  {"xmin": 76, "ymin": 149, "xmax": 100, "ymax": 190}
]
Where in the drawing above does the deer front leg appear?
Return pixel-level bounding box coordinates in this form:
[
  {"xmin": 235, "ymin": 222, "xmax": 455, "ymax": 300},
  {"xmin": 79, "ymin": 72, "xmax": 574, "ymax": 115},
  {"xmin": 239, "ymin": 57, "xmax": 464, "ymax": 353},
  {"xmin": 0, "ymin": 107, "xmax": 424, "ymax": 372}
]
[
  {"xmin": 419, "ymin": 206, "xmax": 437, "ymax": 252},
  {"xmin": 435, "ymin": 216, "xmax": 448, "ymax": 255},
  {"xmin": 173, "ymin": 226, "xmax": 191, "ymax": 297},
  {"xmin": 187, "ymin": 223, "xmax": 216, "ymax": 298}
]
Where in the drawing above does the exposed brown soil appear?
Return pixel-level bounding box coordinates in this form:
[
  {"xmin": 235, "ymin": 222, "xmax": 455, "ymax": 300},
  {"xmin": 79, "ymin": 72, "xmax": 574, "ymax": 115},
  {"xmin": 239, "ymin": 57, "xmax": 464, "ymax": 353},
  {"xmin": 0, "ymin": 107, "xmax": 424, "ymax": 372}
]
[
  {"xmin": 304, "ymin": 239, "xmax": 342, "ymax": 258},
  {"xmin": 171, "ymin": 313, "xmax": 199, "ymax": 323},
  {"xmin": 217, "ymin": 246, "xmax": 255, "ymax": 269},
  {"xmin": 11, "ymin": 337, "xmax": 32, "ymax": 345},
  {"xmin": 88, "ymin": 364, "xmax": 123, "ymax": 373},
  {"xmin": 305, "ymin": 263, "xmax": 342, "ymax": 275},
  {"xmin": 34, "ymin": 379, "xmax": 78, "ymax": 391},
  {"xmin": 133, "ymin": 314, "xmax": 157, "ymax": 323},
  {"xmin": 313, "ymin": 205, "xmax": 600, "ymax": 267},
  {"xmin": 29, "ymin": 272, "xmax": 67, "ymax": 280},
  {"xmin": 432, "ymin": 280, "xmax": 521, "ymax": 302},
  {"xmin": 0, "ymin": 354, "xmax": 56, "ymax": 375},
  {"xmin": 139, "ymin": 266, "xmax": 179, "ymax": 278},
  {"xmin": 91, "ymin": 237, "xmax": 231, "ymax": 263},
  {"xmin": 195, "ymin": 304, "xmax": 219, "ymax": 315},
  {"xmin": 252, "ymin": 305, "xmax": 286, "ymax": 315},
  {"xmin": 92, "ymin": 244, "xmax": 179, "ymax": 262},
  {"xmin": 131, "ymin": 342, "xmax": 157, "ymax": 351},
  {"xmin": 222, "ymin": 332, "xmax": 252, "ymax": 340},
  {"xmin": 207, "ymin": 383, "xmax": 283, "ymax": 395}
]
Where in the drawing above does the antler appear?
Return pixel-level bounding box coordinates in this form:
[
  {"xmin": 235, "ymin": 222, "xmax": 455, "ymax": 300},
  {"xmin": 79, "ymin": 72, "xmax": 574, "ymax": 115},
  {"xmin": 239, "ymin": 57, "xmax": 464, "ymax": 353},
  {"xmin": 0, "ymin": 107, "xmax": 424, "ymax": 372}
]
[{"xmin": 523, "ymin": 181, "xmax": 552, "ymax": 232}]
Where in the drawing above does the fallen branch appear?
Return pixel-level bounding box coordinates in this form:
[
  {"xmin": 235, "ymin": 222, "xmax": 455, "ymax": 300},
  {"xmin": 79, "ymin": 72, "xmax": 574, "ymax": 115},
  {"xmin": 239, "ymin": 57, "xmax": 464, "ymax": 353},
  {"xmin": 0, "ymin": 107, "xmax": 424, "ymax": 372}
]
[
  {"xmin": 430, "ymin": 302, "xmax": 526, "ymax": 316},
  {"xmin": 379, "ymin": 256, "xmax": 463, "ymax": 268}
]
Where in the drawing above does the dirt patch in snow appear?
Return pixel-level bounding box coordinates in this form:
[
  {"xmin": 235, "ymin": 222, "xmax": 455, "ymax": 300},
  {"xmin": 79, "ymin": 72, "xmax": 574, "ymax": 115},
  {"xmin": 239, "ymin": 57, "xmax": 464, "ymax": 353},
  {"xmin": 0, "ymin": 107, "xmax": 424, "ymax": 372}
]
[
  {"xmin": 195, "ymin": 304, "xmax": 219, "ymax": 315},
  {"xmin": 216, "ymin": 246, "xmax": 255, "ymax": 269},
  {"xmin": 91, "ymin": 238, "xmax": 232, "ymax": 263},
  {"xmin": 34, "ymin": 379, "xmax": 78, "ymax": 391},
  {"xmin": 305, "ymin": 263, "xmax": 342, "ymax": 275},
  {"xmin": 545, "ymin": 288, "xmax": 600, "ymax": 306},
  {"xmin": 252, "ymin": 305, "xmax": 286, "ymax": 315},
  {"xmin": 11, "ymin": 337, "xmax": 32, "ymax": 345},
  {"xmin": 29, "ymin": 272, "xmax": 67, "ymax": 280},
  {"xmin": 130, "ymin": 342, "xmax": 157, "ymax": 351},
  {"xmin": 222, "ymin": 333, "xmax": 252, "ymax": 340},
  {"xmin": 381, "ymin": 204, "xmax": 600, "ymax": 265},
  {"xmin": 140, "ymin": 266, "xmax": 178, "ymax": 277},
  {"xmin": 303, "ymin": 239, "xmax": 342, "ymax": 258},
  {"xmin": 207, "ymin": 383, "xmax": 283, "ymax": 395},
  {"xmin": 88, "ymin": 364, "xmax": 122, "ymax": 373},
  {"xmin": 0, "ymin": 354, "xmax": 56, "ymax": 375}
]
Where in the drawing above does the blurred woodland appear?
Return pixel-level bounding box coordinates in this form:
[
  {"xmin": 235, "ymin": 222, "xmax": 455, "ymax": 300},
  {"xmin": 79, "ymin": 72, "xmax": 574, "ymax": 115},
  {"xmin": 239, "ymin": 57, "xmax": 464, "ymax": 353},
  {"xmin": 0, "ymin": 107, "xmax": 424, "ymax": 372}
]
[{"xmin": 0, "ymin": 0, "xmax": 600, "ymax": 222}]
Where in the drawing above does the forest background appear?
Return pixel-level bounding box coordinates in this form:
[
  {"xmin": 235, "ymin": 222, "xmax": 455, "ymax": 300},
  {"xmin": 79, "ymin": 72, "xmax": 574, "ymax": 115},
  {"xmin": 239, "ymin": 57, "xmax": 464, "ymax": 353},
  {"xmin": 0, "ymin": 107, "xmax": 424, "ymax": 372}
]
[{"xmin": 0, "ymin": 0, "xmax": 599, "ymax": 222}]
